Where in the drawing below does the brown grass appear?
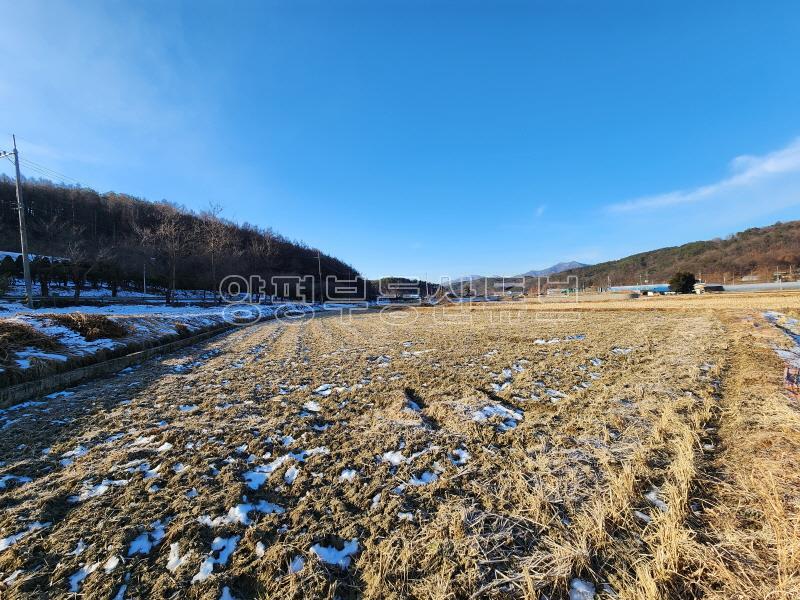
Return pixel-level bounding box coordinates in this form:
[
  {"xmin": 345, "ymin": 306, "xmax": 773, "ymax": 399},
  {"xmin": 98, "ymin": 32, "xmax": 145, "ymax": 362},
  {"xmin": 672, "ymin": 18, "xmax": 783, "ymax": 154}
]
[
  {"xmin": 0, "ymin": 320, "xmax": 63, "ymax": 371},
  {"xmin": 0, "ymin": 297, "xmax": 799, "ymax": 598},
  {"xmin": 40, "ymin": 313, "xmax": 128, "ymax": 341}
]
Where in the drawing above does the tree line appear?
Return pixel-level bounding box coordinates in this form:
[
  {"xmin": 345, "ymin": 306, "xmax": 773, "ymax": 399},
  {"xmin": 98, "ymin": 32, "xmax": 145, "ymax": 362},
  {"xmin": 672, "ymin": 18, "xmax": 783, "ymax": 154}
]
[
  {"xmin": 553, "ymin": 220, "xmax": 800, "ymax": 288},
  {"xmin": 0, "ymin": 176, "xmax": 361, "ymax": 302}
]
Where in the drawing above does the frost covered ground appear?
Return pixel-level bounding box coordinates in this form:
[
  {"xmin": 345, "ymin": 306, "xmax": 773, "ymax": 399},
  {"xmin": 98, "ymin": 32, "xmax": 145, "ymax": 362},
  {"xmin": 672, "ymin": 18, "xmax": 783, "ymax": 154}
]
[
  {"xmin": 1, "ymin": 296, "xmax": 800, "ymax": 599},
  {"xmin": 0, "ymin": 303, "xmax": 322, "ymax": 382}
]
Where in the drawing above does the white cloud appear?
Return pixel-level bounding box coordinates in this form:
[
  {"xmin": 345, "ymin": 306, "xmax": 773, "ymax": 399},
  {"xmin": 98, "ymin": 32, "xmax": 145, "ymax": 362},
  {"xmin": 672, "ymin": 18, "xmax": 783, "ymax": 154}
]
[
  {"xmin": 608, "ymin": 138, "xmax": 800, "ymax": 212},
  {"xmin": 534, "ymin": 204, "xmax": 546, "ymax": 217}
]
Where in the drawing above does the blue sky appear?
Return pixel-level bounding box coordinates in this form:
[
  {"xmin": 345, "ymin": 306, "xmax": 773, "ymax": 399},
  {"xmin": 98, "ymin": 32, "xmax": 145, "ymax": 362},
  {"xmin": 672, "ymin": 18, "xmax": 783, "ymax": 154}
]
[{"xmin": 2, "ymin": 1, "xmax": 800, "ymax": 279}]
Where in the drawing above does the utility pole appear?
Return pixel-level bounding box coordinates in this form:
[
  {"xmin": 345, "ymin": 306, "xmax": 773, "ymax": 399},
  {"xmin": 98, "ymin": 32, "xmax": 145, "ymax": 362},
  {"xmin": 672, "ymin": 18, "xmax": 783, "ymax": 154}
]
[
  {"xmin": 317, "ymin": 250, "xmax": 323, "ymax": 304},
  {"xmin": 1, "ymin": 136, "xmax": 34, "ymax": 308},
  {"xmin": 143, "ymin": 262, "xmax": 147, "ymax": 295}
]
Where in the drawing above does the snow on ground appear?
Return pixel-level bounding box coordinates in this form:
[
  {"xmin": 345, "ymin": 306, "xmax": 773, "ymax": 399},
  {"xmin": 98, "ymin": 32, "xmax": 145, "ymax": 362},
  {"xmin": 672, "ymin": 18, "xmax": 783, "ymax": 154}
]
[
  {"xmin": 0, "ymin": 301, "xmax": 335, "ymax": 376},
  {"xmin": 0, "ymin": 303, "xmax": 734, "ymax": 598},
  {"xmin": 309, "ymin": 538, "xmax": 359, "ymax": 569},
  {"xmin": 192, "ymin": 536, "xmax": 239, "ymax": 583},
  {"xmin": 127, "ymin": 519, "xmax": 169, "ymax": 556},
  {"xmin": 764, "ymin": 311, "xmax": 800, "ymax": 368}
]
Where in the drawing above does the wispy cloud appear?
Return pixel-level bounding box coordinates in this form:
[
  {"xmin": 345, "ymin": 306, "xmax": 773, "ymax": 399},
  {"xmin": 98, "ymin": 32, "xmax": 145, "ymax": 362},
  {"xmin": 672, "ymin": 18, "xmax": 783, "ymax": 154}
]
[
  {"xmin": 534, "ymin": 204, "xmax": 547, "ymax": 217},
  {"xmin": 607, "ymin": 138, "xmax": 800, "ymax": 212},
  {"xmin": 0, "ymin": 3, "xmax": 214, "ymax": 178}
]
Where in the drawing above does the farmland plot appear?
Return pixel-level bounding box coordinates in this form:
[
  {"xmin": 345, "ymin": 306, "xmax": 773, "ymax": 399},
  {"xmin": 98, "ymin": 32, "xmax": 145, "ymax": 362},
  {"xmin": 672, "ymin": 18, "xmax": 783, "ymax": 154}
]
[{"xmin": 0, "ymin": 303, "xmax": 798, "ymax": 599}]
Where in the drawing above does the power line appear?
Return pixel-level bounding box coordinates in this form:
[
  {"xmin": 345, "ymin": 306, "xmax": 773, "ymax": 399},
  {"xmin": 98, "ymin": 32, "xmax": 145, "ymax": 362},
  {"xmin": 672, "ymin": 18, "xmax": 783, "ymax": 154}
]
[{"xmin": 17, "ymin": 157, "xmax": 82, "ymax": 185}]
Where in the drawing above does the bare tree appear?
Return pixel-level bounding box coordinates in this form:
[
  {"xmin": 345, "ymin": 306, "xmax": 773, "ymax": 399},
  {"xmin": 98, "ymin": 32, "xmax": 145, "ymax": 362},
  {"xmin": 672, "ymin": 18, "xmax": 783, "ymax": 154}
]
[
  {"xmin": 136, "ymin": 207, "xmax": 192, "ymax": 303},
  {"xmin": 198, "ymin": 202, "xmax": 232, "ymax": 299},
  {"xmin": 244, "ymin": 230, "xmax": 278, "ymax": 301},
  {"xmin": 61, "ymin": 225, "xmax": 113, "ymax": 300}
]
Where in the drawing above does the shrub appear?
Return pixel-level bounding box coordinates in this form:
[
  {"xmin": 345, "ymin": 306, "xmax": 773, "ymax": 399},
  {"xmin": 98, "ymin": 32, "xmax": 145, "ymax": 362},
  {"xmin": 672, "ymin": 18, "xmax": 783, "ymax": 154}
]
[
  {"xmin": 669, "ymin": 271, "xmax": 697, "ymax": 294},
  {"xmin": 0, "ymin": 320, "xmax": 62, "ymax": 368}
]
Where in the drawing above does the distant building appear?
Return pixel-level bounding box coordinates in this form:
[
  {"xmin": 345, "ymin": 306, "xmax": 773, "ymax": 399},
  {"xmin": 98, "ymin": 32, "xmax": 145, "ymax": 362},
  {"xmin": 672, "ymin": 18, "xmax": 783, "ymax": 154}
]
[{"xmin": 694, "ymin": 282, "xmax": 724, "ymax": 294}]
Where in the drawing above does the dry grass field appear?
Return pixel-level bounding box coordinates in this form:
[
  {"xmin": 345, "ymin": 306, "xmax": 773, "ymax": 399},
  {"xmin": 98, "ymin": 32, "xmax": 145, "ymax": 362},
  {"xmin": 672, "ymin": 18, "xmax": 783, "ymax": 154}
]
[{"xmin": 1, "ymin": 293, "xmax": 799, "ymax": 599}]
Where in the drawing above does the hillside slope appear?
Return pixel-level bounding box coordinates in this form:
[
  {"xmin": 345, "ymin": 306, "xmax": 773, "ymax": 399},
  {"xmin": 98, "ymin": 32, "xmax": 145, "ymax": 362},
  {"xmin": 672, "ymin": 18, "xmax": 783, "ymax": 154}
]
[
  {"xmin": 558, "ymin": 220, "xmax": 800, "ymax": 287},
  {"xmin": 519, "ymin": 261, "xmax": 589, "ymax": 277},
  {"xmin": 0, "ymin": 177, "xmax": 359, "ymax": 300}
]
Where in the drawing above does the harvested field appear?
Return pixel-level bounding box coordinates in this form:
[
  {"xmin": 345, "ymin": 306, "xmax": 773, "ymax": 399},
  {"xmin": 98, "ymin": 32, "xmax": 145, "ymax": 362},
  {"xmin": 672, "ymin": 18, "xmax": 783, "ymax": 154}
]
[{"xmin": 1, "ymin": 295, "xmax": 799, "ymax": 599}]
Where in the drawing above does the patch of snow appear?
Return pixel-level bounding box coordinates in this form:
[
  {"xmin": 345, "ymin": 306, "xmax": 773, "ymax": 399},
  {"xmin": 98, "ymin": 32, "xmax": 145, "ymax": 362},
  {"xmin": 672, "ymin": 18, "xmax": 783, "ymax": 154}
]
[
  {"xmin": 243, "ymin": 448, "xmax": 328, "ymax": 489},
  {"xmin": 0, "ymin": 474, "xmax": 32, "ymax": 489},
  {"xmin": 219, "ymin": 586, "xmax": 238, "ymax": 600},
  {"xmin": 404, "ymin": 399, "xmax": 422, "ymax": 412},
  {"xmin": 69, "ymin": 562, "xmax": 100, "ymax": 592},
  {"xmin": 338, "ymin": 469, "xmax": 357, "ymax": 482},
  {"xmin": 59, "ymin": 444, "xmax": 88, "ymax": 467},
  {"xmin": 166, "ymin": 542, "xmax": 191, "ymax": 572},
  {"xmin": 199, "ymin": 500, "xmax": 285, "ymax": 527},
  {"xmin": 634, "ymin": 510, "xmax": 652, "ymax": 524},
  {"xmin": 289, "ymin": 555, "xmax": 305, "ymax": 573},
  {"xmin": 103, "ymin": 555, "xmax": 120, "ymax": 573},
  {"xmin": 471, "ymin": 403, "xmax": 523, "ymax": 430},
  {"xmin": 645, "ymin": 487, "xmax": 668, "ymax": 513},
  {"xmin": 450, "ymin": 448, "xmax": 470, "ymax": 466},
  {"xmin": 0, "ymin": 521, "xmax": 50, "ymax": 552},
  {"xmin": 309, "ymin": 538, "xmax": 359, "ymax": 569},
  {"xmin": 192, "ymin": 536, "xmax": 239, "ymax": 583},
  {"xmin": 69, "ymin": 539, "xmax": 87, "ymax": 555},
  {"xmin": 127, "ymin": 519, "xmax": 168, "ymax": 555},
  {"xmin": 409, "ymin": 471, "xmax": 439, "ymax": 486},
  {"xmin": 3, "ymin": 569, "xmax": 23, "ymax": 585},
  {"xmin": 381, "ymin": 450, "xmax": 407, "ymax": 465},
  {"xmin": 569, "ymin": 578, "xmax": 595, "ymax": 600},
  {"xmin": 68, "ymin": 478, "xmax": 128, "ymax": 503},
  {"xmin": 284, "ymin": 465, "xmax": 299, "ymax": 485},
  {"xmin": 303, "ymin": 400, "xmax": 322, "ymax": 412}
]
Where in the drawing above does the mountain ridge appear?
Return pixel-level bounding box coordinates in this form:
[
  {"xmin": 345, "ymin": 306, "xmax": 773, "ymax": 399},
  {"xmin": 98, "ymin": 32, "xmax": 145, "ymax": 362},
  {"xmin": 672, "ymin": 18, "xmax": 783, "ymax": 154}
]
[
  {"xmin": 518, "ymin": 261, "xmax": 590, "ymax": 277},
  {"xmin": 555, "ymin": 220, "xmax": 800, "ymax": 287}
]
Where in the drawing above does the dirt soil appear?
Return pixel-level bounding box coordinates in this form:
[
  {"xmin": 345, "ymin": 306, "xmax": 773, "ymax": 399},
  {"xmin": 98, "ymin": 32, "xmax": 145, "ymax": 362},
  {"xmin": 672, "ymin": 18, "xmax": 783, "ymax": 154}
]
[{"xmin": 1, "ymin": 294, "xmax": 799, "ymax": 599}]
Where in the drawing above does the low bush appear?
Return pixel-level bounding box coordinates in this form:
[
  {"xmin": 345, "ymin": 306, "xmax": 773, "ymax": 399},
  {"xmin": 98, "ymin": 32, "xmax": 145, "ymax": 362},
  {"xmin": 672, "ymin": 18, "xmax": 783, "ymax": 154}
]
[
  {"xmin": 41, "ymin": 313, "xmax": 128, "ymax": 341},
  {"xmin": 0, "ymin": 320, "xmax": 62, "ymax": 369}
]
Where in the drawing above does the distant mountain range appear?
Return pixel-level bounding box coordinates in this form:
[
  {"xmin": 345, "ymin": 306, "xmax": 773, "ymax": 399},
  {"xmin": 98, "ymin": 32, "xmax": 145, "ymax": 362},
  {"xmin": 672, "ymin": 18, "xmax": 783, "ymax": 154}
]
[
  {"xmin": 447, "ymin": 220, "xmax": 800, "ymax": 295},
  {"xmin": 452, "ymin": 261, "xmax": 589, "ymax": 282},
  {"xmin": 517, "ymin": 261, "xmax": 590, "ymax": 277}
]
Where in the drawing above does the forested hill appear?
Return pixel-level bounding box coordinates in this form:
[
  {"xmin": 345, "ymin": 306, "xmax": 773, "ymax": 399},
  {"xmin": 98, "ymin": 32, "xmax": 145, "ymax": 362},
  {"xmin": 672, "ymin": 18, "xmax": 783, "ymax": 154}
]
[
  {"xmin": 0, "ymin": 177, "xmax": 360, "ymax": 300},
  {"xmin": 558, "ymin": 220, "xmax": 800, "ymax": 287}
]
